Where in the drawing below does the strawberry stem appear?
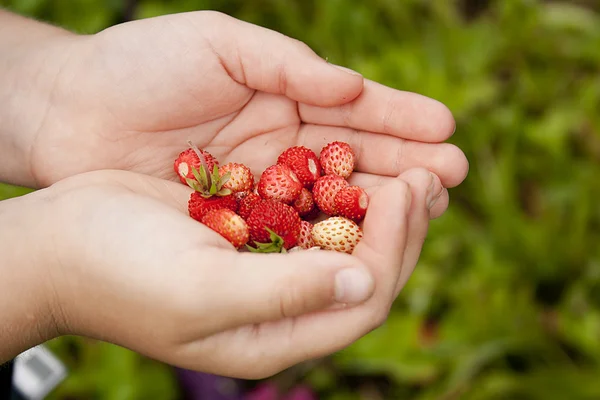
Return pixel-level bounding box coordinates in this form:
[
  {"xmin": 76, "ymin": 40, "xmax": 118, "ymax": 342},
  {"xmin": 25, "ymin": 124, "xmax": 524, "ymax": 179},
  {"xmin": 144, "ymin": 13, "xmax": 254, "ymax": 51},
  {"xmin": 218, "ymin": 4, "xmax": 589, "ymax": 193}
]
[{"xmin": 187, "ymin": 140, "xmax": 211, "ymax": 189}]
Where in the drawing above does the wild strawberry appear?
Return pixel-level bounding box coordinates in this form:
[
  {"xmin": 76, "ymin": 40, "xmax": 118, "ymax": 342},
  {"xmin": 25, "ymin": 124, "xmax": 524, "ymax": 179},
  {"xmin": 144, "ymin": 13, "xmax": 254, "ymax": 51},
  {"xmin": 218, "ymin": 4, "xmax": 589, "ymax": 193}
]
[
  {"xmin": 246, "ymin": 200, "xmax": 301, "ymax": 252},
  {"xmin": 186, "ymin": 165, "xmax": 237, "ymax": 221},
  {"xmin": 174, "ymin": 146, "xmax": 219, "ymax": 185},
  {"xmin": 334, "ymin": 186, "xmax": 369, "ymax": 222},
  {"xmin": 319, "ymin": 141, "xmax": 356, "ymax": 179},
  {"xmin": 292, "ymin": 188, "xmax": 315, "ymax": 217},
  {"xmin": 238, "ymin": 192, "xmax": 262, "ymax": 220},
  {"xmin": 302, "ymin": 207, "xmax": 322, "ymax": 222},
  {"xmin": 312, "ymin": 174, "xmax": 349, "ymax": 216},
  {"xmin": 297, "ymin": 220, "xmax": 315, "ymax": 249},
  {"xmin": 182, "ymin": 141, "xmax": 238, "ymax": 222},
  {"xmin": 257, "ymin": 164, "xmax": 302, "ymax": 204},
  {"xmin": 181, "ymin": 142, "xmax": 232, "ymax": 197},
  {"xmin": 234, "ymin": 191, "xmax": 249, "ymax": 202},
  {"xmin": 188, "ymin": 192, "xmax": 238, "ymax": 222},
  {"xmin": 219, "ymin": 162, "xmax": 254, "ymax": 194},
  {"xmin": 312, "ymin": 216, "xmax": 363, "ymax": 254},
  {"xmin": 201, "ymin": 209, "xmax": 249, "ymax": 249},
  {"xmin": 277, "ymin": 146, "xmax": 322, "ymax": 188}
]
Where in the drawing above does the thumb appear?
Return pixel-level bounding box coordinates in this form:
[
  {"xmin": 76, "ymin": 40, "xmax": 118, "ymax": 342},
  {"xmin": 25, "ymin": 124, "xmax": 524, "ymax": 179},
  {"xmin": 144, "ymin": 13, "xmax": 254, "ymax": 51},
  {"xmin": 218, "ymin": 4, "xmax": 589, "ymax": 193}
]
[
  {"xmin": 212, "ymin": 249, "xmax": 375, "ymax": 329},
  {"xmin": 207, "ymin": 12, "xmax": 364, "ymax": 107}
]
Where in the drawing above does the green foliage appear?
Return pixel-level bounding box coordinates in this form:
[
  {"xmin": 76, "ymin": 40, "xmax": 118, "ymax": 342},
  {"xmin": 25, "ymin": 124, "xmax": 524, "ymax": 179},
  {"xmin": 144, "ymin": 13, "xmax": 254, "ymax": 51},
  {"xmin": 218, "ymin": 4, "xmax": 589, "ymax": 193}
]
[
  {"xmin": 0, "ymin": 183, "xmax": 33, "ymax": 198},
  {"xmin": 45, "ymin": 337, "xmax": 180, "ymax": 400},
  {"xmin": 1, "ymin": 0, "xmax": 599, "ymax": 398}
]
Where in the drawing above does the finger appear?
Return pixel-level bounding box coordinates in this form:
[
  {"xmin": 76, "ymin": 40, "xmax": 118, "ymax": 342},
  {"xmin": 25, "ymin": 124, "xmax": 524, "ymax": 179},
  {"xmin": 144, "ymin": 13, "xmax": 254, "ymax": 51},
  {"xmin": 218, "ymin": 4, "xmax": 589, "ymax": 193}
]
[
  {"xmin": 430, "ymin": 188, "xmax": 449, "ymax": 219},
  {"xmin": 297, "ymin": 124, "xmax": 469, "ymax": 188},
  {"xmin": 175, "ymin": 176, "xmax": 415, "ymax": 377},
  {"xmin": 255, "ymin": 177, "xmax": 418, "ymax": 374},
  {"xmin": 208, "ymin": 12, "xmax": 364, "ymax": 107},
  {"xmin": 393, "ymin": 170, "xmax": 442, "ymax": 297},
  {"xmin": 299, "ymin": 79, "xmax": 456, "ymax": 142},
  {"xmin": 197, "ymin": 249, "xmax": 375, "ymax": 332},
  {"xmin": 347, "ymin": 172, "xmax": 450, "ymax": 220}
]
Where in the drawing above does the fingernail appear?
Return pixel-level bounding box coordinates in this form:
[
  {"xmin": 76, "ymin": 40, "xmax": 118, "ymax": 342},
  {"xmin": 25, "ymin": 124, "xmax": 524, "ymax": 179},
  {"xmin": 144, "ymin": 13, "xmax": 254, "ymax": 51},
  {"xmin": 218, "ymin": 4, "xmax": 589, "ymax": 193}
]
[
  {"xmin": 429, "ymin": 190, "xmax": 444, "ymax": 210},
  {"xmin": 425, "ymin": 173, "xmax": 439, "ymax": 210},
  {"xmin": 335, "ymin": 267, "xmax": 374, "ymax": 304},
  {"xmin": 329, "ymin": 62, "xmax": 362, "ymax": 77}
]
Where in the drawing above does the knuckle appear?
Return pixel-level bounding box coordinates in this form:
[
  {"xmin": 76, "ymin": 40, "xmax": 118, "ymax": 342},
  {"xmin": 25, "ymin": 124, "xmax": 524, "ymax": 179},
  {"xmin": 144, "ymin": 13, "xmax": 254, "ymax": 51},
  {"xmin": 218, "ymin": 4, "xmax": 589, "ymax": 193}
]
[
  {"xmin": 382, "ymin": 95, "xmax": 399, "ymax": 135},
  {"xmin": 348, "ymin": 129, "xmax": 364, "ymax": 166},
  {"xmin": 395, "ymin": 179, "xmax": 411, "ymax": 198},
  {"xmin": 200, "ymin": 10, "xmax": 231, "ymax": 23},
  {"xmin": 271, "ymin": 278, "xmax": 307, "ymax": 319},
  {"xmin": 275, "ymin": 61, "xmax": 288, "ymax": 95},
  {"xmin": 289, "ymin": 37, "xmax": 313, "ymax": 53},
  {"xmin": 392, "ymin": 139, "xmax": 406, "ymax": 173}
]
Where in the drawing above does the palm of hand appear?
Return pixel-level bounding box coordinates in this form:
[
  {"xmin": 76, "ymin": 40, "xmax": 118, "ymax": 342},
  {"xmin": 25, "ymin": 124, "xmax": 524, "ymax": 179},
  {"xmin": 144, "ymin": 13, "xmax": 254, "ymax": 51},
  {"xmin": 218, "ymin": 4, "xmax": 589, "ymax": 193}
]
[
  {"xmin": 32, "ymin": 13, "xmax": 300, "ymax": 185},
  {"xmin": 32, "ymin": 11, "xmax": 465, "ymax": 194}
]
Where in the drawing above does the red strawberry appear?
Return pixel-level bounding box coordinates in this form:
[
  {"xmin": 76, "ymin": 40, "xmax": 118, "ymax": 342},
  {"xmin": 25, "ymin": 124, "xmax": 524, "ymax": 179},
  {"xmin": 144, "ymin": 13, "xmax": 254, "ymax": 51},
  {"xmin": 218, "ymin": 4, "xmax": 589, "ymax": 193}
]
[
  {"xmin": 180, "ymin": 142, "xmax": 232, "ymax": 197},
  {"xmin": 185, "ymin": 164, "xmax": 236, "ymax": 221},
  {"xmin": 188, "ymin": 192, "xmax": 238, "ymax": 222},
  {"xmin": 297, "ymin": 220, "xmax": 315, "ymax": 249},
  {"xmin": 246, "ymin": 200, "xmax": 301, "ymax": 252},
  {"xmin": 312, "ymin": 174, "xmax": 349, "ymax": 216},
  {"xmin": 334, "ymin": 186, "xmax": 369, "ymax": 222},
  {"xmin": 174, "ymin": 147, "xmax": 219, "ymax": 185},
  {"xmin": 312, "ymin": 216, "xmax": 363, "ymax": 254},
  {"xmin": 292, "ymin": 188, "xmax": 315, "ymax": 217},
  {"xmin": 201, "ymin": 209, "xmax": 249, "ymax": 249},
  {"xmin": 319, "ymin": 141, "xmax": 356, "ymax": 179},
  {"xmin": 234, "ymin": 191, "xmax": 250, "ymax": 202},
  {"xmin": 277, "ymin": 146, "xmax": 322, "ymax": 188},
  {"xmin": 238, "ymin": 192, "xmax": 262, "ymax": 220},
  {"xmin": 257, "ymin": 164, "xmax": 303, "ymax": 204},
  {"xmin": 182, "ymin": 141, "xmax": 238, "ymax": 222},
  {"xmin": 219, "ymin": 162, "xmax": 254, "ymax": 194}
]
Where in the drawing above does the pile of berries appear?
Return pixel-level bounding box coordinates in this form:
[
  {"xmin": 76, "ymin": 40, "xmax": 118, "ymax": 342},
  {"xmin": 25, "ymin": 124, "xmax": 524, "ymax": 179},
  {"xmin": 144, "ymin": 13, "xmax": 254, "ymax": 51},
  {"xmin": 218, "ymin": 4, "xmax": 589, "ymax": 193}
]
[{"xmin": 173, "ymin": 141, "xmax": 368, "ymax": 254}]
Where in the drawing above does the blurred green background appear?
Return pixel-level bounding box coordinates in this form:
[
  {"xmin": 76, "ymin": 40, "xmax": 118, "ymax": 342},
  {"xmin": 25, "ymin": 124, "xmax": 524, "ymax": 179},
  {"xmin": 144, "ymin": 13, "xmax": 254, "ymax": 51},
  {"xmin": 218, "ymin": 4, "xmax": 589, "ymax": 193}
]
[{"xmin": 1, "ymin": 0, "xmax": 600, "ymax": 399}]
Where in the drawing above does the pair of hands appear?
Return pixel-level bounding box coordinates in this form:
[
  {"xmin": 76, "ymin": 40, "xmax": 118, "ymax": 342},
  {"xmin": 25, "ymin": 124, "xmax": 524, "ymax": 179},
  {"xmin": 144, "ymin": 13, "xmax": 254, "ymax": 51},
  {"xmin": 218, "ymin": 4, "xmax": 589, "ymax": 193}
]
[{"xmin": 3, "ymin": 11, "xmax": 468, "ymax": 378}]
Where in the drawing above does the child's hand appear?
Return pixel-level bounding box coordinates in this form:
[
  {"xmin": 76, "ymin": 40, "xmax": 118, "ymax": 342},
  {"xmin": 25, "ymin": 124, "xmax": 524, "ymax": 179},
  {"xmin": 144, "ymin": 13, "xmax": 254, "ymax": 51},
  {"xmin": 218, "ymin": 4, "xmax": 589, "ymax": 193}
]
[
  {"xmin": 2, "ymin": 167, "xmax": 440, "ymax": 378},
  {"xmin": 6, "ymin": 11, "xmax": 466, "ymax": 212}
]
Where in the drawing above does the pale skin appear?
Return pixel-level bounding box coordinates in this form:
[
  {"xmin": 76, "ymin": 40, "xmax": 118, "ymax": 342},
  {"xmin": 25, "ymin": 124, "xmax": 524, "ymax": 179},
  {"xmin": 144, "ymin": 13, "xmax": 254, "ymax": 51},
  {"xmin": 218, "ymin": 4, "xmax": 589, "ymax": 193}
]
[{"xmin": 0, "ymin": 9, "xmax": 468, "ymax": 378}]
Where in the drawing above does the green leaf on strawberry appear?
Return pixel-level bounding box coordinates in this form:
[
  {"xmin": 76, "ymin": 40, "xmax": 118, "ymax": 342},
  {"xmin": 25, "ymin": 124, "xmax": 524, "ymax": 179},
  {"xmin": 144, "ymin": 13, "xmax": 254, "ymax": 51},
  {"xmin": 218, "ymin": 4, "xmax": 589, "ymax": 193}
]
[
  {"xmin": 185, "ymin": 164, "xmax": 232, "ymax": 198},
  {"xmin": 184, "ymin": 140, "xmax": 232, "ymax": 198},
  {"xmin": 246, "ymin": 228, "xmax": 288, "ymax": 253}
]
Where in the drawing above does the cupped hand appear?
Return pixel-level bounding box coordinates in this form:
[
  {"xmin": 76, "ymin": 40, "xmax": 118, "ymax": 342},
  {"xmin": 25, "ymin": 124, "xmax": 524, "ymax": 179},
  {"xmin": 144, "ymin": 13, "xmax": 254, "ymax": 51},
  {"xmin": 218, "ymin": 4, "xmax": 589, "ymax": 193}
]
[
  {"xmin": 29, "ymin": 11, "xmax": 467, "ymax": 218},
  {"xmin": 26, "ymin": 167, "xmax": 441, "ymax": 378}
]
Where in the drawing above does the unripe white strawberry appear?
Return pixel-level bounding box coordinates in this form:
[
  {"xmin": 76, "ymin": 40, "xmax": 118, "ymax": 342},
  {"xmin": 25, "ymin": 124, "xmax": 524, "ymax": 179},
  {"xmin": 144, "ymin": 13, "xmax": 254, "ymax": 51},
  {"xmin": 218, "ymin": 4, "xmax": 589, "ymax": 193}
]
[{"xmin": 311, "ymin": 216, "xmax": 363, "ymax": 254}]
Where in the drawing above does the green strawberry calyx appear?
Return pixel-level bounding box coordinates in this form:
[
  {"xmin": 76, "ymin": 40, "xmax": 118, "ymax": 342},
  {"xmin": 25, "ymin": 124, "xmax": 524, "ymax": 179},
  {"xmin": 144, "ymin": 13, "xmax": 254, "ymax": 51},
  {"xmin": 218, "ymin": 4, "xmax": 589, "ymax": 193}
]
[
  {"xmin": 185, "ymin": 140, "xmax": 232, "ymax": 198},
  {"xmin": 246, "ymin": 228, "xmax": 287, "ymax": 253},
  {"xmin": 185, "ymin": 164, "xmax": 232, "ymax": 198}
]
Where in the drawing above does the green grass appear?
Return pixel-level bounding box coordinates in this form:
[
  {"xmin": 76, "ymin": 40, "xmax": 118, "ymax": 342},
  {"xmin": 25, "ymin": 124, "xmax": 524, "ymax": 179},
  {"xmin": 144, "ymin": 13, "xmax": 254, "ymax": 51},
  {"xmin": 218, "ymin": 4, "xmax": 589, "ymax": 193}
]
[{"xmin": 1, "ymin": 0, "xmax": 599, "ymax": 398}]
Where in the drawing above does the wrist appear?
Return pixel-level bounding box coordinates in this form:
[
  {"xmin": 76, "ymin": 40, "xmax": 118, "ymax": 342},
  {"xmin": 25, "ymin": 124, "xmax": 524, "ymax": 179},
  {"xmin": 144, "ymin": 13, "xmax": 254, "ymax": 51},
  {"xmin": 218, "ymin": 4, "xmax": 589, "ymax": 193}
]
[
  {"xmin": 0, "ymin": 10, "xmax": 80, "ymax": 188},
  {"xmin": 0, "ymin": 193, "xmax": 63, "ymax": 362}
]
